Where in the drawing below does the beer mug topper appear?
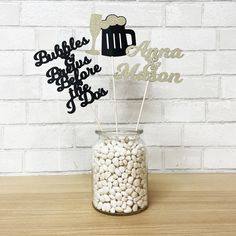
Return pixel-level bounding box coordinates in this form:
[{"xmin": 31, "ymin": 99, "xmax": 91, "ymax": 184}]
[{"xmin": 86, "ymin": 14, "xmax": 136, "ymax": 57}]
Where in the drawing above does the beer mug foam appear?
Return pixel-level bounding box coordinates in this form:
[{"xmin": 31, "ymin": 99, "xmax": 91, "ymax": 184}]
[
  {"xmin": 101, "ymin": 14, "xmax": 136, "ymax": 57},
  {"xmin": 100, "ymin": 15, "xmax": 126, "ymax": 30}
]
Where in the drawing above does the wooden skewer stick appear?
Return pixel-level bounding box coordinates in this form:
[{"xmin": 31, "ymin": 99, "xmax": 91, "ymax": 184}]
[
  {"xmin": 135, "ymin": 81, "xmax": 150, "ymax": 131},
  {"xmin": 89, "ymin": 105, "xmax": 103, "ymax": 131},
  {"xmin": 112, "ymin": 57, "xmax": 118, "ymax": 134}
]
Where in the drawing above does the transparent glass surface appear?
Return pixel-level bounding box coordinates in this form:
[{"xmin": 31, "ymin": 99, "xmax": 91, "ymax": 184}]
[{"xmin": 92, "ymin": 129, "xmax": 148, "ymax": 215}]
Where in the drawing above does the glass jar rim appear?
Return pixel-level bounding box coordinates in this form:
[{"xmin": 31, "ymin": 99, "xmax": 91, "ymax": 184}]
[{"xmin": 95, "ymin": 128, "xmax": 143, "ymax": 136}]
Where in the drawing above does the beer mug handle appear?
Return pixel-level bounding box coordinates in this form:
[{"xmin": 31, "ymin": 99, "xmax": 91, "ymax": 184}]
[{"xmin": 125, "ymin": 29, "xmax": 136, "ymax": 46}]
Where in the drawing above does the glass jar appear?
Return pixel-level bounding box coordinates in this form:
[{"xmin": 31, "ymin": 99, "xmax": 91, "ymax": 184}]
[{"xmin": 92, "ymin": 129, "xmax": 148, "ymax": 215}]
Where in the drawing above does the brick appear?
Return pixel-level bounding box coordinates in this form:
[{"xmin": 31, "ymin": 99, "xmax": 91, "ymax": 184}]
[
  {"xmin": 222, "ymin": 76, "xmax": 236, "ymax": 98},
  {"xmin": 25, "ymin": 149, "xmax": 91, "ymax": 172},
  {"xmin": 98, "ymin": 101, "xmax": 162, "ymax": 124},
  {"xmin": 0, "ymin": 77, "xmax": 40, "ymax": 99},
  {"xmin": 204, "ymin": 149, "xmax": 236, "ymax": 169},
  {"xmin": 60, "ymin": 149, "xmax": 92, "ymax": 171},
  {"xmin": 184, "ymin": 124, "xmax": 236, "ymax": 147},
  {"xmin": 4, "ymin": 125, "xmax": 74, "ymax": 149},
  {"xmin": 25, "ymin": 150, "xmax": 60, "ymax": 172},
  {"xmin": 95, "ymin": 2, "xmax": 163, "ymax": 26},
  {"xmin": 166, "ymin": 3, "xmax": 202, "ymax": 26},
  {"xmin": 219, "ymin": 29, "xmax": 236, "ymax": 50},
  {"xmin": 0, "ymin": 3, "xmax": 20, "ymax": 25},
  {"xmin": 41, "ymin": 80, "xmax": 69, "ymax": 100},
  {"xmin": 74, "ymin": 28, "xmax": 92, "ymax": 51},
  {"xmin": 0, "ymin": 28, "xmax": 35, "ymax": 50},
  {"xmin": 28, "ymin": 102, "xmax": 95, "ymax": 123},
  {"xmin": 142, "ymin": 124, "xmax": 182, "ymax": 146},
  {"xmin": 0, "ymin": 151, "xmax": 23, "ymax": 173},
  {"xmin": 132, "ymin": 28, "xmax": 152, "ymax": 44},
  {"xmin": 21, "ymin": 2, "xmax": 93, "ymax": 26},
  {"xmin": 203, "ymin": 2, "xmax": 236, "ymax": 26},
  {"xmin": 0, "ymin": 52, "xmax": 23, "ymax": 75},
  {"xmin": 76, "ymin": 125, "xmax": 97, "ymax": 147},
  {"xmin": 140, "ymin": 101, "xmax": 162, "ymax": 123},
  {"xmin": 0, "ymin": 127, "xmax": 3, "ymax": 149},
  {"xmin": 164, "ymin": 148, "xmax": 201, "ymax": 169},
  {"xmin": 115, "ymin": 80, "xmax": 151, "ymax": 100},
  {"xmin": 98, "ymin": 101, "xmax": 137, "ymax": 124},
  {"xmin": 151, "ymin": 29, "xmax": 216, "ymax": 50},
  {"xmin": 98, "ymin": 51, "xmax": 147, "ymax": 76},
  {"xmin": 24, "ymin": 51, "xmax": 44, "ymax": 76},
  {"xmin": 164, "ymin": 101, "xmax": 205, "ymax": 122},
  {"xmin": 149, "ymin": 77, "xmax": 218, "ymax": 99},
  {"xmin": 0, "ymin": 102, "xmax": 26, "ymax": 124},
  {"xmin": 208, "ymin": 101, "xmax": 236, "ymax": 122},
  {"xmin": 36, "ymin": 28, "xmax": 74, "ymax": 50},
  {"xmin": 165, "ymin": 52, "xmax": 204, "ymax": 75},
  {"xmin": 146, "ymin": 147, "xmax": 162, "ymax": 170},
  {"xmin": 206, "ymin": 52, "xmax": 236, "ymax": 75}
]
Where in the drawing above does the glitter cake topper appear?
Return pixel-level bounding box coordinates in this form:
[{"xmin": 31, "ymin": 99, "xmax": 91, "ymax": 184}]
[{"xmin": 34, "ymin": 37, "xmax": 108, "ymax": 114}]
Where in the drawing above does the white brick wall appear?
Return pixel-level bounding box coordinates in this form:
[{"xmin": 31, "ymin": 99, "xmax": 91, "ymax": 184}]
[
  {"xmin": 184, "ymin": 124, "xmax": 236, "ymax": 146},
  {"xmin": 0, "ymin": 77, "xmax": 40, "ymax": 99},
  {"xmin": 166, "ymin": 3, "xmax": 202, "ymax": 27},
  {"xmin": 4, "ymin": 126, "xmax": 74, "ymax": 149},
  {"xmin": 164, "ymin": 148, "xmax": 202, "ymax": 170},
  {"xmin": 0, "ymin": 151, "xmax": 22, "ymax": 173},
  {"xmin": 222, "ymin": 77, "xmax": 236, "ymax": 98},
  {"xmin": 219, "ymin": 29, "xmax": 236, "ymax": 49},
  {"xmin": 0, "ymin": 3, "xmax": 20, "ymax": 26},
  {"xmin": 149, "ymin": 77, "xmax": 219, "ymax": 99},
  {"xmin": 21, "ymin": 2, "xmax": 93, "ymax": 26},
  {"xmin": 203, "ymin": 2, "xmax": 236, "ymax": 26},
  {"xmin": 0, "ymin": 0, "xmax": 236, "ymax": 175},
  {"xmin": 28, "ymin": 102, "xmax": 95, "ymax": 124},
  {"xmin": 206, "ymin": 52, "xmax": 236, "ymax": 74},
  {"xmin": 143, "ymin": 124, "xmax": 182, "ymax": 146},
  {"xmin": 0, "ymin": 52, "xmax": 23, "ymax": 75},
  {"xmin": 165, "ymin": 52, "xmax": 204, "ymax": 75},
  {"xmin": 98, "ymin": 101, "xmax": 162, "ymax": 123},
  {"xmin": 207, "ymin": 101, "xmax": 236, "ymax": 122},
  {"xmin": 204, "ymin": 149, "xmax": 236, "ymax": 169},
  {"xmin": 151, "ymin": 29, "xmax": 216, "ymax": 50},
  {"xmin": 0, "ymin": 28, "xmax": 35, "ymax": 50},
  {"xmin": 0, "ymin": 102, "xmax": 26, "ymax": 124},
  {"xmin": 164, "ymin": 102, "xmax": 205, "ymax": 122}
]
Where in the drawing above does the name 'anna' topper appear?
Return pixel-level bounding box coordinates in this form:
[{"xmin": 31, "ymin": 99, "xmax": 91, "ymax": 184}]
[{"xmin": 33, "ymin": 37, "xmax": 108, "ymax": 114}]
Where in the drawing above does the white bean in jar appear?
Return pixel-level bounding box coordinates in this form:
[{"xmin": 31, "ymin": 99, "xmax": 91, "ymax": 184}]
[{"xmin": 92, "ymin": 130, "xmax": 148, "ymax": 215}]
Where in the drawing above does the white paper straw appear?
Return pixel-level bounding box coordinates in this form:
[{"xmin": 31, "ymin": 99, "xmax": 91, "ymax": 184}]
[
  {"xmin": 135, "ymin": 81, "xmax": 150, "ymax": 131},
  {"xmin": 112, "ymin": 57, "xmax": 118, "ymax": 134}
]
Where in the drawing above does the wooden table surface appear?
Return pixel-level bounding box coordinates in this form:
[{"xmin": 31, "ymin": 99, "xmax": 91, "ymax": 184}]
[{"xmin": 0, "ymin": 173, "xmax": 236, "ymax": 236}]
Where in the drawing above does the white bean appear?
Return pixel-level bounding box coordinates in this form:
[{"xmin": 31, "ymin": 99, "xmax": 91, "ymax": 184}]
[{"xmin": 93, "ymin": 134, "xmax": 148, "ymax": 214}]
